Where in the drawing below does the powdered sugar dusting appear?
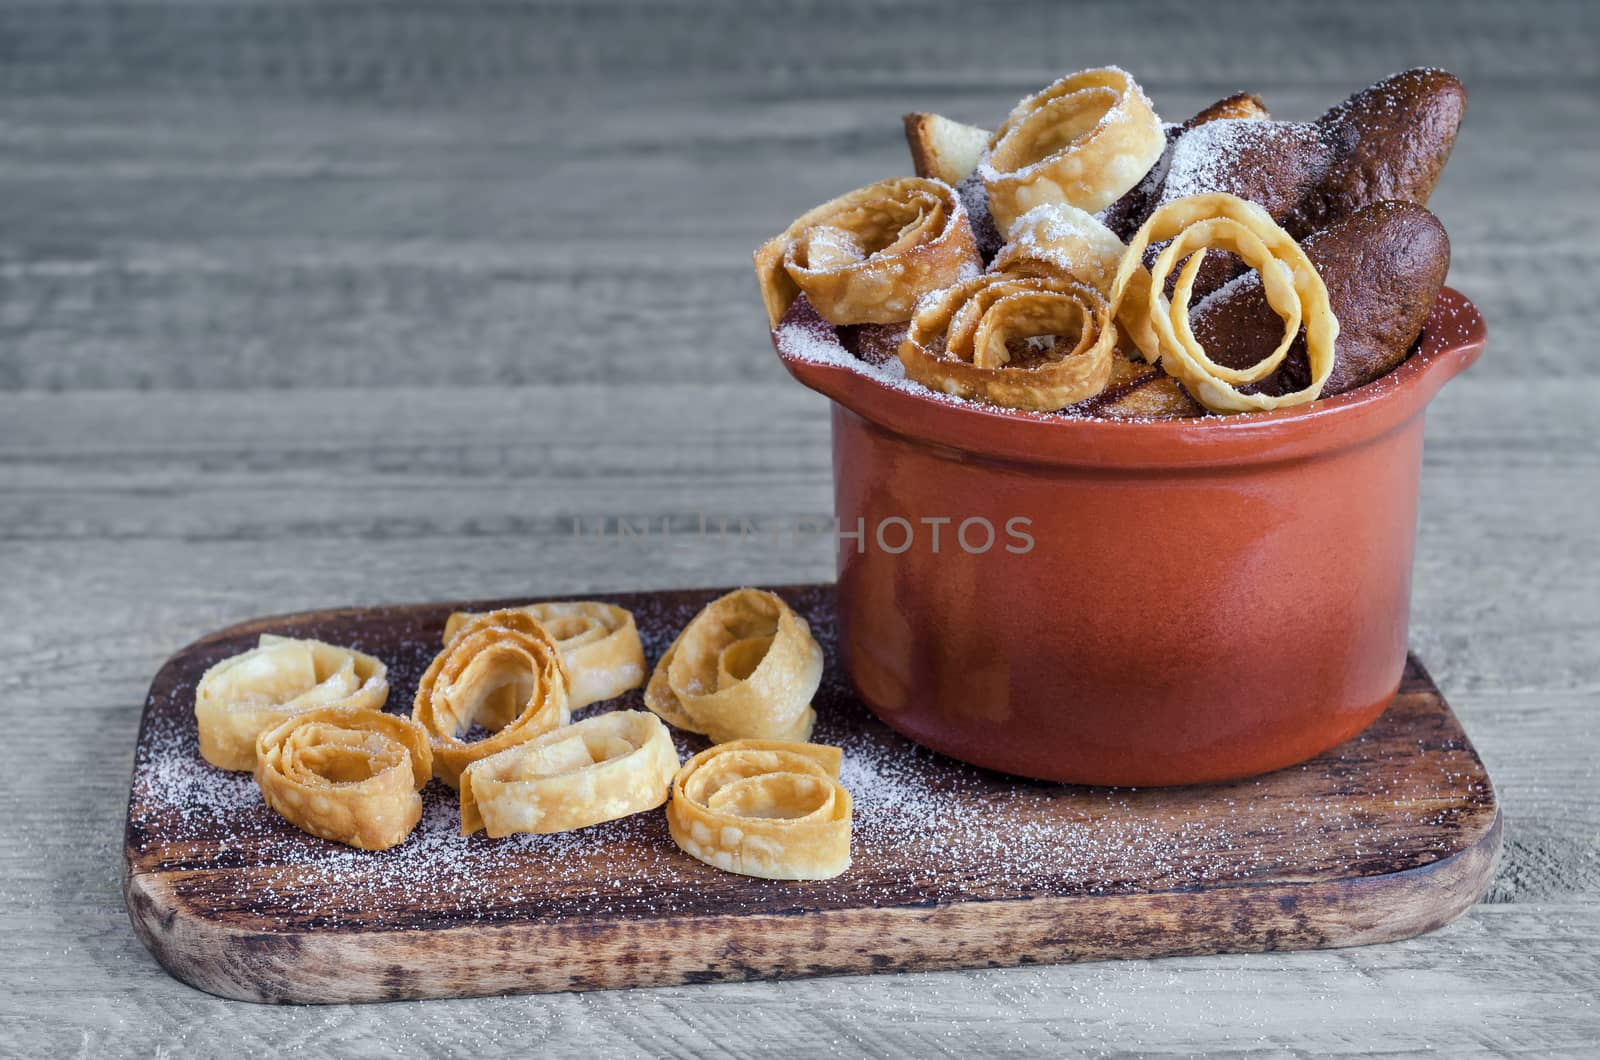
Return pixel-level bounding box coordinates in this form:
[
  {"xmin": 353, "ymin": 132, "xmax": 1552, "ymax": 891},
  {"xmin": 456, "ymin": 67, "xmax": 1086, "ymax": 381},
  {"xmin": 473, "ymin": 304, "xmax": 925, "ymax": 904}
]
[
  {"xmin": 773, "ymin": 317, "xmax": 859, "ymax": 371},
  {"xmin": 1158, "ymin": 118, "xmax": 1295, "ymax": 206},
  {"xmin": 773, "ymin": 296, "xmax": 989, "ymax": 412},
  {"xmin": 997, "ymin": 202, "xmax": 1125, "ymax": 281}
]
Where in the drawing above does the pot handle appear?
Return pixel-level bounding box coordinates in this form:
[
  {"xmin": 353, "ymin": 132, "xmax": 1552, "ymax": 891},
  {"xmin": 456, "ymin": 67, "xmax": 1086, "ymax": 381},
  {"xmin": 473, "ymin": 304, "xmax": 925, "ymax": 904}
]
[
  {"xmin": 1413, "ymin": 288, "xmax": 1487, "ymax": 394},
  {"xmin": 1429, "ymin": 328, "xmax": 1486, "ymax": 383}
]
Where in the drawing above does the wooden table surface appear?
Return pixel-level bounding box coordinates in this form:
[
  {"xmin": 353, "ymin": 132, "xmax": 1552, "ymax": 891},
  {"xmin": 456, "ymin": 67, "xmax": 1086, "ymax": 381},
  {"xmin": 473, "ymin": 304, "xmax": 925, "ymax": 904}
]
[{"xmin": 3, "ymin": 0, "xmax": 1596, "ymax": 1054}]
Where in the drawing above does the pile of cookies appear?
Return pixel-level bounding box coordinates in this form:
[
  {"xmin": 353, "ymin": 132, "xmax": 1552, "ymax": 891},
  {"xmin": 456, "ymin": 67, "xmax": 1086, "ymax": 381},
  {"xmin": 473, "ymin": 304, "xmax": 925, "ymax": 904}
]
[
  {"xmin": 759, "ymin": 66, "xmax": 1463, "ymax": 417},
  {"xmin": 192, "ymin": 589, "xmax": 851, "ymax": 880}
]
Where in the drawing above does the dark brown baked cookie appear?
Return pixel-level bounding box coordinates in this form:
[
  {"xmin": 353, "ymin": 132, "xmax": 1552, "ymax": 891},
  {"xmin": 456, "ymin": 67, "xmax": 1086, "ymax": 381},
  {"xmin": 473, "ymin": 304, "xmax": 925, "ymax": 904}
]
[
  {"xmin": 1287, "ymin": 68, "xmax": 1466, "ymax": 238},
  {"xmin": 1190, "ymin": 200, "xmax": 1451, "ymax": 396},
  {"xmin": 1101, "ymin": 92, "xmax": 1274, "ymax": 240}
]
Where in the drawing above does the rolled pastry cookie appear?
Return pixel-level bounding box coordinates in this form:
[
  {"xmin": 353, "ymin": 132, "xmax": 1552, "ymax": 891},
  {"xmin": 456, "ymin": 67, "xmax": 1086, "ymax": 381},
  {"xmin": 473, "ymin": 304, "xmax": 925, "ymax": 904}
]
[
  {"xmin": 459, "ymin": 710, "xmax": 679, "ymax": 837},
  {"xmin": 992, "ymin": 202, "xmax": 1128, "ymax": 291},
  {"xmin": 444, "ymin": 601, "xmax": 645, "ymax": 710},
  {"xmin": 991, "ymin": 202, "xmax": 1162, "ymax": 360},
  {"xmin": 1109, "ymin": 193, "xmax": 1337, "ymax": 414},
  {"xmin": 753, "ymin": 176, "xmax": 981, "ymax": 327},
  {"xmin": 413, "ymin": 609, "xmax": 571, "ymax": 788},
  {"xmin": 645, "ymin": 588, "xmax": 822, "ymax": 744},
  {"xmin": 903, "ymin": 111, "xmax": 992, "ymax": 186},
  {"xmin": 195, "ymin": 634, "xmax": 388, "ymax": 771},
  {"xmin": 254, "ymin": 706, "xmax": 432, "ymax": 851},
  {"xmin": 979, "ymin": 67, "xmax": 1165, "ymax": 237},
  {"xmin": 668, "ymin": 739, "xmax": 852, "ymax": 880},
  {"xmin": 898, "ymin": 270, "xmax": 1117, "ymax": 411}
]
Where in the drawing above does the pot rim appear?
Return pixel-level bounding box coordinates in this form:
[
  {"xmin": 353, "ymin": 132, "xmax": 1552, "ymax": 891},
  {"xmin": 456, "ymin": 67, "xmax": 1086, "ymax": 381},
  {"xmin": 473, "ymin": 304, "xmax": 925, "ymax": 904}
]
[{"xmin": 775, "ymin": 287, "xmax": 1486, "ymax": 470}]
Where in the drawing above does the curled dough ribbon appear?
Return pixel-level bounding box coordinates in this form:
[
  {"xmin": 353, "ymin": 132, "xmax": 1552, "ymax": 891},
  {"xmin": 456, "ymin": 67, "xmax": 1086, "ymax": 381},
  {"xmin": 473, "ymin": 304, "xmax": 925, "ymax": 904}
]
[
  {"xmin": 645, "ymin": 589, "xmax": 823, "ymax": 744},
  {"xmin": 991, "ymin": 201, "xmax": 1163, "ymax": 361},
  {"xmin": 668, "ymin": 739, "xmax": 852, "ymax": 880},
  {"xmin": 195, "ymin": 634, "xmax": 388, "ymax": 771},
  {"xmin": 980, "ymin": 67, "xmax": 1165, "ymax": 236},
  {"xmin": 753, "ymin": 176, "xmax": 981, "ymax": 327},
  {"xmin": 254, "ymin": 706, "xmax": 432, "ymax": 851},
  {"xmin": 459, "ymin": 710, "xmax": 679, "ymax": 837},
  {"xmin": 413, "ymin": 609, "xmax": 571, "ymax": 789},
  {"xmin": 1109, "ymin": 193, "xmax": 1338, "ymax": 413},
  {"xmin": 444, "ymin": 602, "xmax": 646, "ymax": 710},
  {"xmin": 992, "ymin": 202, "xmax": 1130, "ymax": 292},
  {"xmin": 898, "ymin": 270, "xmax": 1118, "ymax": 411}
]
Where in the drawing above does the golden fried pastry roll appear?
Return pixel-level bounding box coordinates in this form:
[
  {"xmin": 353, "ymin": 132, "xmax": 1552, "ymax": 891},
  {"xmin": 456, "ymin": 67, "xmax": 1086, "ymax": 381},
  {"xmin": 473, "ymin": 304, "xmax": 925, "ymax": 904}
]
[
  {"xmin": 979, "ymin": 67, "xmax": 1165, "ymax": 236},
  {"xmin": 899, "ymin": 270, "xmax": 1118, "ymax": 411},
  {"xmin": 458, "ymin": 710, "xmax": 678, "ymax": 837},
  {"xmin": 413, "ymin": 609, "xmax": 571, "ymax": 788},
  {"xmin": 903, "ymin": 112, "xmax": 991, "ymax": 185},
  {"xmin": 991, "ymin": 203, "xmax": 1129, "ymax": 291},
  {"xmin": 1187, "ymin": 91, "xmax": 1270, "ymax": 125},
  {"xmin": 195, "ymin": 634, "xmax": 388, "ymax": 771},
  {"xmin": 991, "ymin": 202, "xmax": 1164, "ymax": 363},
  {"xmin": 1110, "ymin": 193, "xmax": 1338, "ymax": 414},
  {"xmin": 753, "ymin": 176, "xmax": 981, "ymax": 327},
  {"xmin": 645, "ymin": 589, "xmax": 822, "ymax": 744},
  {"xmin": 443, "ymin": 601, "xmax": 645, "ymax": 710},
  {"xmin": 254, "ymin": 706, "xmax": 431, "ymax": 851},
  {"xmin": 668, "ymin": 739, "xmax": 852, "ymax": 880}
]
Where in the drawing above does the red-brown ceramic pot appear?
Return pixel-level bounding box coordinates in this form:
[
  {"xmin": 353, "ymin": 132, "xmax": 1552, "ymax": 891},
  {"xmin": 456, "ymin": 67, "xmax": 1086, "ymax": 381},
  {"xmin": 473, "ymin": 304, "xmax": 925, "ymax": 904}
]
[{"xmin": 774, "ymin": 289, "xmax": 1485, "ymax": 785}]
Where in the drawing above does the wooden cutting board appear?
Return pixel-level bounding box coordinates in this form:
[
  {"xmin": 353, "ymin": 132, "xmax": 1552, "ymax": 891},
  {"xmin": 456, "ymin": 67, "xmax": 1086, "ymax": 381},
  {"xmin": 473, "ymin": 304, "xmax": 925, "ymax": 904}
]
[{"xmin": 124, "ymin": 584, "xmax": 1501, "ymax": 1004}]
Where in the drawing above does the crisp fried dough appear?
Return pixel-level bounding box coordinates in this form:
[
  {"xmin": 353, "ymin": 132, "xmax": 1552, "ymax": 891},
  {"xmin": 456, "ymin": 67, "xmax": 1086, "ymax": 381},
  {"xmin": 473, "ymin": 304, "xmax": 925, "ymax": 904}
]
[
  {"xmin": 1110, "ymin": 193, "xmax": 1337, "ymax": 413},
  {"xmin": 979, "ymin": 67, "xmax": 1165, "ymax": 235},
  {"xmin": 196, "ymin": 635, "xmax": 388, "ymax": 771},
  {"xmin": 413, "ymin": 609, "xmax": 571, "ymax": 788},
  {"xmin": 900, "ymin": 270, "xmax": 1118, "ymax": 411},
  {"xmin": 1067, "ymin": 353, "xmax": 1205, "ymax": 419},
  {"xmin": 255, "ymin": 706, "xmax": 431, "ymax": 851},
  {"xmin": 459, "ymin": 711, "xmax": 678, "ymax": 837},
  {"xmin": 667, "ymin": 739, "xmax": 851, "ymax": 880},
  {"xmin": 1192, "ymin": 200, "xmax": 1449, "ymax": 396},
  {"xmin": 645, "ymin": 589, "xmax": 822, "ymax": 744},
  {"xmin": 904, "ymin": 112, "xmax": 990, "ymax": 185},
  {"xmin": 754, "ymin": 177, "xmax": 980, "ymax": 327},
  {"xmin": 444, "ymin": 601, "xmax": 644, "ymax": 710}
]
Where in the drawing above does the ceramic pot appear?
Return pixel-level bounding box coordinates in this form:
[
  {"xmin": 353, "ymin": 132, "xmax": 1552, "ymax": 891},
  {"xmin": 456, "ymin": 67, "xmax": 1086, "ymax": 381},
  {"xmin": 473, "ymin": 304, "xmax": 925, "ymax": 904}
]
[{"xmin": 775, "ymin": 289, "xmax": 1485, "ymax": 785}]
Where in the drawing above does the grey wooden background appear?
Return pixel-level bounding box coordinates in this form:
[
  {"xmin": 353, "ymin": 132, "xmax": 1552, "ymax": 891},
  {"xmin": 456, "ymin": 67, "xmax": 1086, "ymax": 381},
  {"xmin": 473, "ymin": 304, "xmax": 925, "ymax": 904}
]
[{"xmin": 2, "ymin": 0, "xmax": 1596, "ymax": 1055}]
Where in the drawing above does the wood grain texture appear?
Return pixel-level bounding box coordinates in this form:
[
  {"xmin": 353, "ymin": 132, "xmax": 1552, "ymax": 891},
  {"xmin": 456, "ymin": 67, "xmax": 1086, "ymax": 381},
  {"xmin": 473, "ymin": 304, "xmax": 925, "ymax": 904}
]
[
  {"xmin": 123, "ymin": 586, "xmax": 1500, "ymax": 1002},
  {"xmin": 3, "ymin": 0, "xmax": 1598, "ymax": 1053}
]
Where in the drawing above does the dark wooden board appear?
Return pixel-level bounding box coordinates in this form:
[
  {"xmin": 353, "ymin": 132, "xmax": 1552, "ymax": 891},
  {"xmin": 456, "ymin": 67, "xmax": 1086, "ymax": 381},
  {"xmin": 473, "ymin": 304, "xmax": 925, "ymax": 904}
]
[{"xmin": 123, "ymin": 584, "xmax": 1501, "ymax": 1004}]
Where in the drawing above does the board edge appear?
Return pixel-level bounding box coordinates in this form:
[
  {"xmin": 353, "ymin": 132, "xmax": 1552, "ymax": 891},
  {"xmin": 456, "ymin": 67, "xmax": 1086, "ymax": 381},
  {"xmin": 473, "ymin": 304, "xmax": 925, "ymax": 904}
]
[
  {"xmin": 123, "ymin": 592, "xmax": 1502, "ymax": 1003},
  {"xmin": 122, "ymin": 808, "xmax": 1502, "ymax": 1004}
]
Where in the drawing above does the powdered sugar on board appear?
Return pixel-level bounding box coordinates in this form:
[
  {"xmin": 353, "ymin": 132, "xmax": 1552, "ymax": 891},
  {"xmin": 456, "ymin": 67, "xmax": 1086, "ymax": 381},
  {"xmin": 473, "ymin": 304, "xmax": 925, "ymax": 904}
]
[{"xmin": 128, "ymin": 585, "xmax": 1493, "ymax": 929}]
